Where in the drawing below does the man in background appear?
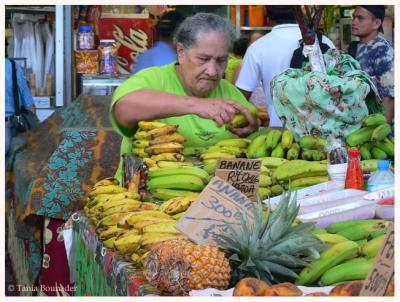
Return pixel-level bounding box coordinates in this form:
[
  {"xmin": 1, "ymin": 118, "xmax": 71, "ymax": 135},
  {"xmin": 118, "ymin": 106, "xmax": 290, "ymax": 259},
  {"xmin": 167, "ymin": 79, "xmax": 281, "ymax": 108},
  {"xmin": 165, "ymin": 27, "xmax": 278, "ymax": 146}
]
[
  {"xmin": 132, "ymin": 10, "xmax": 185, "ymax": 73},
  {"xmin": 235, "ymin": 6, "xmax": 335, "ymax": 127},
  {"xmin": 349, "ymin": 5, "xmax": 394, "ymax": 123}
]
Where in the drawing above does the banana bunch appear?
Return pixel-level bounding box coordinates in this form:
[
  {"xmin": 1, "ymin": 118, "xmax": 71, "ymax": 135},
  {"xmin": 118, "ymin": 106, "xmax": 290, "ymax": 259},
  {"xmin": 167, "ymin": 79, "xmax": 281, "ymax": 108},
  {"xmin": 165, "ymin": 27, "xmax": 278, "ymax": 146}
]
[
  {"xmin": 346, "ymin": 114, "xmax": 394, "ymax": 160},
  {"xmin": 131, "ymin": 122, "xmax": 185, "ymax": 160},
  {"xmin": 159, "ymin": 194, "xmax": 199, "ymax": 215},
  {"xmin": 146, "ymin": 166, "xmax": 209, "ymax": 200},
  {"xmin": 229, "ymin": 103, "xmax": 259, "ymax": 128},
  {"xmin": 295, "ymin": 219, "xmax": 389, "ymax": 286}
]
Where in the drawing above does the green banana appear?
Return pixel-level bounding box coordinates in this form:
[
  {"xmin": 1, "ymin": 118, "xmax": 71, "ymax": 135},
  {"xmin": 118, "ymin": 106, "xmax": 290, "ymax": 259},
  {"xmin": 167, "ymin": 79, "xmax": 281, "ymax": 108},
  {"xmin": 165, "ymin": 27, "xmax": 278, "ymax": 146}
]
[
  {"xmin": 360, "ymin": 144, "xmax": 372, "ymax": 160},
  {"xmin": 299, "ymin": 136, "xmax": 326, "ymax": 150},
  {"xmin": 361, "ymin": 235, "xmax": 385, "ymax": 259},
  {"xmin": 246, "ymin": 135, "xmax": 269, "ymax": 158},
  {"xmin": 355, "ymin": 239, "xmax": 368, "ymax": 247},
  {"xmin": 259, "ymin": 174, "xmax": 272, "ymax": 187},
  {"xmin": 147, "ymin": 174, "xmax": 205, "ymax": 191},
  {"xmin": 374, "ymin": 138, "xmax": 394, "ymax": 157},
  {"xmin": 281, "ymin": 130, "xmax": 294, "ymax": 150},
  {"xmin": 201, "ymin": 151, "xmax": 236, "ymax": 160},
  {"xmin": 148, "ymin": 166, "xmax": 210, "ymax": 184},
  {"xmin": 156, "ymin": 161, "xmax": 193, "ymax": 168},
  {"xmin": 215, "ymin": 138, "xmax": 251, "ymax": 148},
  {"xmin": 313, "ymin": 228, "xmax": 328, "ymax": 235},
  {"xmin": 204, "ymin": 145, "xmax": 244, "ymax": 157},
  {"xmin": 247, "ymin": 128, "xmax": 272, "ymax": 141},
  {"xmin": 286, "ymin": 143, "xmax": 300, "ymax": 160},
  {"xmin": 361, "ymin": 159, "xmax": 379, "ymax": 172},
  {"xmin": 149, "ymin": 188, "xmax": 198, "ymax": 201},
  {"xmin": 336, "ymin": 221, "xmax": 388, "ymax": 241},
  {"xmin": 371, "ymin": 147, "xmax": 387, "ymax": 160},
  {"xmin": 258, "ymin": 187, "xmax": 271, "ymax": 199},
  {"xmin": 270, "ymin": 184, "xmax": 283, "ymax": 196},
  {"xmin": 271, "ymin": 144, "xmax": 285, "ymax": 158},
  {"xmin": 265, "ymin": 129, "xmax": 282, "ymax": 151},
  {"xmin": 319, "ymin": 257, "xmax": 374, "ymax": 286},
  {"xmin": 302, "ymin": 150, "xmax": 326, "ymax": 161},
  {"xmin": 315, "ymin": 233, "xmax": 349, "ymax": 245},
  {"xmin": 296, "ymin": 241, "xmax": 359, "ymax": 286},
  {"xmin": 363, "ymin": 113, "xmax": 387, "ymax": 127},
  {"xmin": 346, "ymin": 127, "xmax": 375, "ymax": 147},
  {"xmin": 260, "ymin": 157, "xmax": 287, "ymax": 168},
  {"xmin": 290, "ymin": 176, "xmax": 329, "ymax": 188},
  {"xmin": 371, "ymin": 123, "xmax": 391, "ymax": 143},
  {"xmin": 274, "ymin": 160, "xmax": 327, "ymax": 181},
  {"xmin": 182, "ymin": 146, "xmax": 205, "ymax": 157},
  {"xmin": 203, "ymin": 160, "xmax": 217, "ymax": 175},
  {"xmin": 326, "ymin": 219, "xmax": 387, "ymax": 234}
]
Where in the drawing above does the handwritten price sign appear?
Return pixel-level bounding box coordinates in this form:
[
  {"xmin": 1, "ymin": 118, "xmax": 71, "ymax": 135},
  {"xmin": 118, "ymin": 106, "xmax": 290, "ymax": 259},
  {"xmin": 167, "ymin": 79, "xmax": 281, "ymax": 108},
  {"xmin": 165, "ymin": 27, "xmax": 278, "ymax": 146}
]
[
  {"xmin": 360, "ymin": 223, "xmax": 394, "ymax": 296},
  {"xmin": 176, "ymin": 177, "xmax": 254, "ymax": 246},
  {"xmin": 215, "ymin": 158, "xmax": 261, "ymax": 202}
]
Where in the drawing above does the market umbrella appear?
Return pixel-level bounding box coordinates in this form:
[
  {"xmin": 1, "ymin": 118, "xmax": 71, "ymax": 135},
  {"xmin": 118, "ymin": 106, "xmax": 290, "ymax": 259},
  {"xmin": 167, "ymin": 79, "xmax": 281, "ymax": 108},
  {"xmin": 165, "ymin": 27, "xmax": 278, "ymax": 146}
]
[{"xmin": 6, "ymin": 95, "xmax": 122, "ymax": 286}]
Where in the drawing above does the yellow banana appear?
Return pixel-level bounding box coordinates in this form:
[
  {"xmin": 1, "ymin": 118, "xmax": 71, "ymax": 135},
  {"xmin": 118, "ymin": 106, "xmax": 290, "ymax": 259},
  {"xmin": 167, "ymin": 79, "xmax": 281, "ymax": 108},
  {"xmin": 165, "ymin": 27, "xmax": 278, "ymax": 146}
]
[
  {"xmin": 115, "ymin": 228, "xmax": 140, "ymax": 239},
  {"xmin": 94, "ymin": 177, "xmax": 120, "ymax": 188},
  {"xmin": 140, "ymin": 202, "xmax": 160, "ymax": 211},
  {"xmin": 127, "ymin": 170, "xmax": 141, "ymax": 194},
  {"xmin": 151, "ymin": 152, "xmax": 185, "ymax": 162},
  {"xmin": 145, "ymin": 142, "xmax": 184, "ymax": 155},
  {"xmin": 97, "ymin": 202, "xmax": 141, "ymax": 219},
  {"xmin": 140, "ymin": 232, "xmax": 187, "ymax": 251},
  {"xmin": 150, "ymin": 132, "xmax": 185, "ymax": 145},
  {"xmin": 134, "ymin": 130, "xmax": 148, "ymax": 140},
  {"xmin": 229, "ymin": 114, "xmax": 248, "ymax": 128},
  {"xmin": 98, "ymin": 225, "xmax": 126, "ymax": 241},
  {"xmin": 143, "ymin": 158, "xmax": 158, "ymax": 169},
  {"xmin": 97, "ymin": 198, "xmax": 142, "ymax": 213},
  {"xmin": 215, "ymin": 138, "xmax": 251, "ymax": 148},
  {"xmin": 98, "ymin": 212, "xmax": 135, "ymax": 228},
  {"xmin": 138, "ymin": 120, "xmax": 167, "ymax": 131},
  {"xmin": 142, "ymin": 221, "xmax": 179, "ymax": 234},
  {"xmin": 149, "ymin": 167, "xmax": 210, "ymax": 184},
  {"xmin": 145, "ymin": 124, "xmax": 179, "ymax": 140},
  {"xmin": 315, "ymin": 233, "xmax": 349, "ymax": 245},
  {"xmin": 130, "ymin": 253, "xmax": 142, "ymax": 263},
  {"xmin": 132, "ymin": 139, "xmax": 150, "ymax": 148},
  {"xmin": 281, "ymin": 130, "xmax": 294, "ymax": 150},
  {"xmin": 114, "ymin": 234, "xmax": 142, "ymax": 254},
  {"xmin": 132, "ymin": 148, "xmax": 149, "ymax": 158},
  {"xmin": 159, "ymin": 195, "xmax": 198, "ymax": 215},
  {"xmin": 88, "ymin": 185, "xmax": 127, "ymax": 198},
  {"xmin": 126, "ymin": 211, "xmax": 172, "ymax": 226},
  {"xmin": 172, "ymin": 211, "xmax": 187, "ymax": 220},
  {"xmin": 103, "ymin": 237, "xmax": 116, "ymax": 249},
  {"xmin": 132, "ymin": 218, "xmax": 175, "ymax": 231},
  {"xmin": 156, "ymin": 160, "xmax": 193, "ymax": 168},
  {"xmin": 201, "ymin": 151, "xmax": 236, "ymax": 160},
  {"xmin": 361, "ymin": 235, "xmax": 385, "ymax": 259}
]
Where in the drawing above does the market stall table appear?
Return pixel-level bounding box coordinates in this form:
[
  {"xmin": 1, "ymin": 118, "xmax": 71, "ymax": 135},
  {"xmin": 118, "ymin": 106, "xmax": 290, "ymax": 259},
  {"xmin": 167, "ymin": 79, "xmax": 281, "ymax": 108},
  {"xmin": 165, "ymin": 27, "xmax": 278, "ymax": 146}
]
[{"xmin": 6, "ymin": 95, "xmax": 121, "ymax": 296}]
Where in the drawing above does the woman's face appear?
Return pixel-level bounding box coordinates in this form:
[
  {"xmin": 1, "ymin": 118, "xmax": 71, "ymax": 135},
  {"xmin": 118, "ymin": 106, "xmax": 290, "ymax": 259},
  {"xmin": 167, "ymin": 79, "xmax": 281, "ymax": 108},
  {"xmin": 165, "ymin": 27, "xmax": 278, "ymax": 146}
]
[{"xmin": 176, "ymin": 31, "xmax": 230, "ymax": 98}]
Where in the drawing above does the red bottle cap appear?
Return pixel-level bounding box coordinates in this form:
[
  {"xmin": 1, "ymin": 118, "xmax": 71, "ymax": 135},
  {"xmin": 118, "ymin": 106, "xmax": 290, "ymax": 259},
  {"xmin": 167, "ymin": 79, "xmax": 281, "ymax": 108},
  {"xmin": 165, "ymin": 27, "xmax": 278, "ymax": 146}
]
[{"xmin": 348, "ymin": 149, "xmax": 360, "ymax": 156}]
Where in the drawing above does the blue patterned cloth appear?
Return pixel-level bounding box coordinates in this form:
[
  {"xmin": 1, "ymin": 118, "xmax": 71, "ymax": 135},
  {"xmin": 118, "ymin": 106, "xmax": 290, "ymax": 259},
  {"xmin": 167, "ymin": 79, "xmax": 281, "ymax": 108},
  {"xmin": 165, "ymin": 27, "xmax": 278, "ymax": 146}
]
[{"xmin": 355, "ymin": 35, "xmax": 394, "ymax": 98}]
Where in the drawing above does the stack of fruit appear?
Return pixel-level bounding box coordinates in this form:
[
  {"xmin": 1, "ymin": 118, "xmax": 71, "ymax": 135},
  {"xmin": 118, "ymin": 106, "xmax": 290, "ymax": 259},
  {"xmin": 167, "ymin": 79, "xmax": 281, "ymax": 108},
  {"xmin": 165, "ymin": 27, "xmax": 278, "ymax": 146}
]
[
  {"xmin": 132, "ymin": 121, "xmax": 186, "ymax": 164},
  {"xmin": 146, "ymin": 165, "xmax": 210, "ymax": 201},
  {"xmin": 298, "ymin": 136, "xmax": 327, "ymax": 161},
  {"xmin": 200, "ymin": 138, "xmax": 251, "ymax": 175},
  {"xmin": 346, "ymin": 113, "xmax": 394, "ymax": 160},
  {"xmin": 296, "ymin": 219, "xmax": 389, "ymax": 286},
  {"xmin": 257, "ymin": 157, "xmax": 287, "ymax": 198}
]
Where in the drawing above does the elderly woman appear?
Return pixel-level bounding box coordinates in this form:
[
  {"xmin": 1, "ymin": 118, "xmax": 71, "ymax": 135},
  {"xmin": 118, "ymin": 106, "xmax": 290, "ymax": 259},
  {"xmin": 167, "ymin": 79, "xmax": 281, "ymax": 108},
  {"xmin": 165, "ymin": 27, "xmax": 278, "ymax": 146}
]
[{"xmin": 111, "ymin": 13, "xmax": 258, "ymax": 181}]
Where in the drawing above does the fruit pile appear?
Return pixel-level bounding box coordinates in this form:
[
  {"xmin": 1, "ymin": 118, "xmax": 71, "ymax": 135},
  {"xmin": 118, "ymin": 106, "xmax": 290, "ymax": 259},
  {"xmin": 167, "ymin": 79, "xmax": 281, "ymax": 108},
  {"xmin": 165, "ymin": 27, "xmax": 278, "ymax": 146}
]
[
  {"xmin": 297, "ymin": 219, "xmax": 389, "ymax": 286},
  {"xmin": 346, "ymin": 113, "xmax": 394, "ymax": 160}
]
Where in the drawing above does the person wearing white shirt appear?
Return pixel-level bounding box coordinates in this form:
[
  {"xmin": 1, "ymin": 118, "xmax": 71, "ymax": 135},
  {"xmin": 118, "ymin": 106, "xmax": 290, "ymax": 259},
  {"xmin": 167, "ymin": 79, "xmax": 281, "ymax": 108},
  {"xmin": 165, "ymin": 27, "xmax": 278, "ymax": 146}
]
[{"xmin": 236, "ymin": 6, "xmax": 335, "ymax": 127}]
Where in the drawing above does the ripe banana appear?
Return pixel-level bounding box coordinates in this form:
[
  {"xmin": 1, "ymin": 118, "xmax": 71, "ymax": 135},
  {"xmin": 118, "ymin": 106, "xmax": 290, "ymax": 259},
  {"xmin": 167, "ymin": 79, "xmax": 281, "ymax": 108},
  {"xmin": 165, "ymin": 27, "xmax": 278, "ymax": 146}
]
[
  {"xmin": 145, "ymin": 124, "xmax": 179, "ymax": 140},
  {"xmin": 147, "ymin": 174, "xmax": 205, "ymax": 191},
  {"xmin": 274, "ymin": 160, "xmax": 327, "ymax": 181},
  {"xmin": 94, "ymin": 177, "xmax": 120, "ymax": 188},
  {"xmin": 103, "ymin": 237, "xmax": 116, "ymax": 249},
  {"xmin": 172, "ymin": 211, "xmax": 187, "ymax": 220},
  {"xmin": 361, "ymin": 235, "xmax": 385, "ymax": 259},
  {"xmin": 246, "ymin": 135, "xmax": 269, "ymax": 158},
  {"xmin": 201, "ymin": 151, "xmax": 237, "ymax": 160},
  {"xmin": 89, "ymin": 192, "xmax": 141, "ymax": 212},
  {"xmin": 132, "ymin": 218, "xmax": 175, "ymax": 231},
  {"xmin": 138, "ymin": 121, "xmax": 168, "ymax": 131},
  {"xmin": 97, "ymin": 198, "xmax": 142, "ymax": 213},
  {"xmin": 149, "ymin": 132, "xmax": 185, "ymax": 145},
  {"xmin": 143, "ymin": 158, "xmax": 158, "ymax": 169},
  {"xmin": 151, "ymin": 152, "xmax": 185, "ymax": 162},
  {"xmin": 98, "ymin": 212, "xmax": 135, "ymax": 228},
  {"xmin": 149, "ymin": 188, "xmax": 198, "ymax": 201},
  {"xmin": 281, "ymin": 130, "xmax": 294, "ymax": 150},
  {"xmin": 99, "ymin": 225, "xmax": 126, "ymax": 241},
  {"xmin": 319, "ymin": 257, "xmax": 374, "ymax": 286},
  {"xmin": 204, "ymin": 145, "xmax": 243, "ymax": 157},
  {"xmin": 132, "ymin": 148, "xmax": 148, "ymax": 158},
  {"xmin": 126, "ymin": 211, "xmax": 172, "ymax": 226},
  {"xmin": 140, "ymin": 202, "xmax": 160, "ymax": 211},
  {"xmin": 315, "ymin": 233, "xmax": 349, "ymax": 245},
  {"xmin": 149, "ymin": 166, "xmax": 210, "ymax": 184},
  {"xmin": 142, "ymin": 221, "xmax": 179, "ymax": 234},
  {"xmin": 363, "ymin": 113, "xmax": 387, "ymax": 127},
  {"xmin": 114, "ymin": 234, "xmax": 142, "ymax": 254},
  {"xmin": 326, "ymin": 219, "xmax": 387, "ymax": 234},
  {"xmin": 230, "ymin": 114, "xmax": 248, "ymax": 128},
  {"xmin": 88, "ymin": 185, "xmax": 127, "ymax": 198},
  {"xmin": 134, "ymin": 130, "xmax": 148, "ymax": 140},
  {"xmin": 98, "ymin": 202, "xmax": 142, "ymax": 219},
  {"xmin": 140, "ymin": 232, "xmax": 187, "ymax": 251},
  {"xmin": 133, "ymin": 140, "xmax": 150, "ymax": 148},
  {"xmin": 346, "ymin": 127, "xmax": 374, "ymax": 147},
  {"xmin": 145, "ymin": 142, "xmax": 184, "ymax": 156},
  {"xmin": 156, "ymin": 160, "xmax": 193, "ymax": 168},
  {"xmin": 371, "ymin": 123, "xmax": 391, "ymax": 143},
  {"xmin": 336, "ymin": 221, "xmax": 388, "ymax": 241},
  {"xmin": 296, "ymin": 241, "xmax": 359, "ymax": 286},
  {"xmin": 215, "ymin": 138, "xmax": 250, "ymax": 148},
  {"xmin": 159, "ymin": 195, "xmax": 198, "ymax": 215}
]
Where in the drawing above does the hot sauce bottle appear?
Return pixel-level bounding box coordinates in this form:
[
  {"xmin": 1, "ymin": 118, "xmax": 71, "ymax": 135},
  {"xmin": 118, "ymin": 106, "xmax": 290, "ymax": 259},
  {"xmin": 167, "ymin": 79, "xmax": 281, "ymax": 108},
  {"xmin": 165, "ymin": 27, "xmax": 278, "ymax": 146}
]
[{"xmin": 344, "ymin": 149, "xmax": 365, "ymax": 190}]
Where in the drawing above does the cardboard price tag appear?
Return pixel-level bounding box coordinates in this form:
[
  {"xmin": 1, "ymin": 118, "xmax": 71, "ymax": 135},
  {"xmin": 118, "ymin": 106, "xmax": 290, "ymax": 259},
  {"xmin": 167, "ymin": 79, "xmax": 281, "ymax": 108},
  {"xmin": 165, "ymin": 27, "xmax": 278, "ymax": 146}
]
[
  {"xmin": 175, "ymin": 176, "xmax": 254, "ymax": 246},
  {"xmin": 359, "ymin": 223, "xmax": 394, "ymax": 296},
  {"xmin": 215, "ymin": 158, "xmax": 261, "ymax": 202}
]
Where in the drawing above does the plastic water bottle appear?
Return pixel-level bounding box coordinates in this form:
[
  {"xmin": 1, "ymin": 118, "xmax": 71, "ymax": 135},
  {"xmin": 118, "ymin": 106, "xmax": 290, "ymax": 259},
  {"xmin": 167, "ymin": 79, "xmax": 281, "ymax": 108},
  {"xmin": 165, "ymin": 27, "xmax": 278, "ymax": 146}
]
[{"xmin": 367, "ymin": 160, "xmax": 394, "ymax": 192}]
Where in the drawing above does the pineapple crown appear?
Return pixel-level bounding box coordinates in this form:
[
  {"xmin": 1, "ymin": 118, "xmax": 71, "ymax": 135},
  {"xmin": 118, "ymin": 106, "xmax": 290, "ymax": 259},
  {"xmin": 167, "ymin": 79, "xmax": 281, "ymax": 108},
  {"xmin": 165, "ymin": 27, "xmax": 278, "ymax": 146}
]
[{"xmin": 215, "ymin": 190, "xmax": 325, "ymax": 286}]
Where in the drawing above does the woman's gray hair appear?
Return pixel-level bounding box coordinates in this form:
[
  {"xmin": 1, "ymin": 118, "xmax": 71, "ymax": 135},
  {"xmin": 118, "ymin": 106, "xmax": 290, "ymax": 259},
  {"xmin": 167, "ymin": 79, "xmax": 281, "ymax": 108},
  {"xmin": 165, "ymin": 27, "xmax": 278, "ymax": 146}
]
[{"xmin": 173, "ymin": 13, "xmax": 235, "ymax": 50}]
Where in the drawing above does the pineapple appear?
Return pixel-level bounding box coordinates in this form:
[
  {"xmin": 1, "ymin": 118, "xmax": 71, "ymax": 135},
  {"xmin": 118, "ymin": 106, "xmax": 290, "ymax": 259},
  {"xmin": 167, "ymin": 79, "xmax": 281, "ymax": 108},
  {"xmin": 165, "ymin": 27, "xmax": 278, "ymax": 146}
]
[
  {"xmin": 215, "ymin": 190, "xmax": 325, "ymax": 286},
  {"xmin": 143, "ymin": 239, "xmax": 231, "ymax": 296}
]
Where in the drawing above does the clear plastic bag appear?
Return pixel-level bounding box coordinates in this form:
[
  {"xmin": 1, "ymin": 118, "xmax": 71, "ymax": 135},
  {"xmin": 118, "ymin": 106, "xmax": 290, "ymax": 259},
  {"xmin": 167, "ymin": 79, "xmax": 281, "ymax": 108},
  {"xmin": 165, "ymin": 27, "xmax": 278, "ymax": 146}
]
[{"xmin": 326, "ymin": 136, "xmax": 348, "ymax": 165}]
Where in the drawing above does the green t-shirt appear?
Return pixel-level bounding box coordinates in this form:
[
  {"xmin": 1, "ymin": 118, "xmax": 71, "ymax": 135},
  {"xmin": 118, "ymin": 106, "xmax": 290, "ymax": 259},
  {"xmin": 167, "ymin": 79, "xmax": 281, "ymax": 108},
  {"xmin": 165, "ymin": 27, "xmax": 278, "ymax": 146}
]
[
  {"xmin": 110, "ymin": 62, "xmax": 255, "ymax": 182},
  {"xmin": 225, "ymin": 56, "xmax": 242, "ymax": 83}
]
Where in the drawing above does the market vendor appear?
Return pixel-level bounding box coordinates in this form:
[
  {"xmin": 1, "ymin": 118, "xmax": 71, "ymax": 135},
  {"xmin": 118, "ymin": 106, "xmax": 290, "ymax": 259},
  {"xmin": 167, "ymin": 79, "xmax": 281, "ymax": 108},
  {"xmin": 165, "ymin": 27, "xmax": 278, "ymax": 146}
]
[{"xmin": 110, "ymin": 13, "xmax": 258, "ymax": 182}]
